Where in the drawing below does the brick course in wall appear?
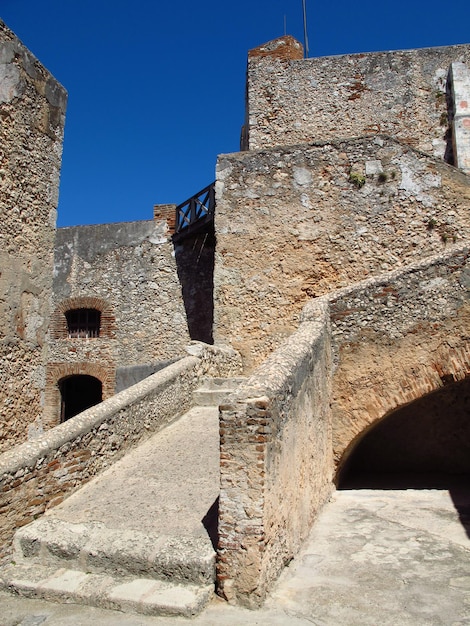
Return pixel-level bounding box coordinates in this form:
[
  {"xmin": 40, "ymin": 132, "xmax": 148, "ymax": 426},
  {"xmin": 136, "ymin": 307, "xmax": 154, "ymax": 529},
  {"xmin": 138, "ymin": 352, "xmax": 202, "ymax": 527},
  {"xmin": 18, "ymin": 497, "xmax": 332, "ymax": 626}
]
[{"xmin": 218, "ymin": 304, "xmax": 333, "ymax": 606}]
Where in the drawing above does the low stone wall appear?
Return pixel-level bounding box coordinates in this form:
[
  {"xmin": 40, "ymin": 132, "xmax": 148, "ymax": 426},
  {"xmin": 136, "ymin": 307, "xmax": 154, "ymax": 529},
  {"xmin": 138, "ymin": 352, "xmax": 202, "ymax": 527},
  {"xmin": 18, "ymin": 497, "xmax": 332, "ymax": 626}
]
[
  {"xmin": 0, "ymin": 344, "xmax": 242, "ymax": 559},
  {"xmin": 217, "ymin": 305, "xmax": 333, "ymax": 607},
  {"xmin": 217, "ymin": 244, "xmax": 470, "ymax": 607}
]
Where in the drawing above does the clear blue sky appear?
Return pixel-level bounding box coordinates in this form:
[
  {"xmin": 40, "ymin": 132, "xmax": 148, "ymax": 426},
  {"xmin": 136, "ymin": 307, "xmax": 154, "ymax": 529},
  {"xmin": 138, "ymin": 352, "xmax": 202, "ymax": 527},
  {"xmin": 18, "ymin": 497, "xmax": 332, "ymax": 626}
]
[{"xmin": 2, "ymin": 0, "xmax": 469, "ymax": 226}]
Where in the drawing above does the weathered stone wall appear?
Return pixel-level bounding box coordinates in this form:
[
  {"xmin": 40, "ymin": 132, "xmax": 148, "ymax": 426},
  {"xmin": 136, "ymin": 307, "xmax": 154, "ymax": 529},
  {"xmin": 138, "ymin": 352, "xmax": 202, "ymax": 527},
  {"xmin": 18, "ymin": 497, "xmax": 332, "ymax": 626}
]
[
  {"xmin": 0, "ymin": 21, "xmax": 67, "ymax": 453},
  {"xmin": 217, "ymin": 244, "xmax": 470, "ymax": 606},
  {"xmin": 0, "ymin": 344, "xmax": 242, "ymax": 558},
  {"xmin": 301, "ymin": 244, "xmax": 470, "ymax": 472},
  {"xmin": 450, "ymin": 61, "xmax": 470, "ymax": 174},
  {"xmin": 218, "ymin": 306, "xmax": 333, "ymax": 607},
  {"xmin": 245, "ymin": 40, "xmax": 470, "ymax": 164},
  {"xmin": 46, "ymin": 219, "xmax": 191, "ymax": 426},
  {"xmin": 214, "ymin": 135, "xmax": 470, "ymax": 372}
]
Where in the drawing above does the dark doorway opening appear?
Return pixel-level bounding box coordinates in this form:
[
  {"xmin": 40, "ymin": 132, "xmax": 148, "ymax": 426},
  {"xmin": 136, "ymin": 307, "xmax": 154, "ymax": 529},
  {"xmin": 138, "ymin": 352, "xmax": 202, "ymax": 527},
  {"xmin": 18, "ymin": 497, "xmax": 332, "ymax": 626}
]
[
  {"xmin": 337, "ymin": 378, "xmax": 470, "ymax": 538},
  {"xmin": 339, "ymin": 378, "xmax": 470, "ymax": 488},
  {"xmin": 59, "ymin": 375, "xmax": 102, "ymax": 421}
]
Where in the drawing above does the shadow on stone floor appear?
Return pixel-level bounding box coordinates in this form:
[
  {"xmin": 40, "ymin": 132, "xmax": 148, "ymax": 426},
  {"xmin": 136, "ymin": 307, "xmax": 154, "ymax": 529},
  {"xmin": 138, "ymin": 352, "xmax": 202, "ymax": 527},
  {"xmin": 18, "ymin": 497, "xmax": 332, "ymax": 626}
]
[{"xmin": 338, "ymin": 471, "xmax": 470, "ymax": 539}]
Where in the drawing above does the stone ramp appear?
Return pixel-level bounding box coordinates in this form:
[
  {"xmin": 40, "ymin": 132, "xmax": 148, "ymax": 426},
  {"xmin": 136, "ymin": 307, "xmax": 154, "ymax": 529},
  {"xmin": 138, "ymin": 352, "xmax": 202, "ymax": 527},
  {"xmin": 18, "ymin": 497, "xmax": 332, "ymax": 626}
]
[{"xmin": 1, "ymin": 406, "xmax": 220, "ymax": 617}]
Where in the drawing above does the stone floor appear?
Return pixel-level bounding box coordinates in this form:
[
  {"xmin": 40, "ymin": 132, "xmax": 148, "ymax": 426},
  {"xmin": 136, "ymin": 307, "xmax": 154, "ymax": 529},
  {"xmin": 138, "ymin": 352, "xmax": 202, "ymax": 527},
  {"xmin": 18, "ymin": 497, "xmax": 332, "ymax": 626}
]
[{"xmin": 2, "ymin": 484, "xmax": 469, "ymax": 625}]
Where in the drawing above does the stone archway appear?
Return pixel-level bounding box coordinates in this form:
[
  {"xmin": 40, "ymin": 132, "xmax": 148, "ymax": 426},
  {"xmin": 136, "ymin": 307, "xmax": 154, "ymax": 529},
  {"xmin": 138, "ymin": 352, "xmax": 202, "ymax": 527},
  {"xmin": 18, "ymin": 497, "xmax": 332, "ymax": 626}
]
[
  {"xmin": 59, "ymin": 374, "xmax": 102, "ymax": 421},
  {"xmin": 44, "ymin": 362, "xmax": 115, "ymax": 430},
  {"xmin": 338, "ymin": 377, "xmax": 470, "ymax": 488}
]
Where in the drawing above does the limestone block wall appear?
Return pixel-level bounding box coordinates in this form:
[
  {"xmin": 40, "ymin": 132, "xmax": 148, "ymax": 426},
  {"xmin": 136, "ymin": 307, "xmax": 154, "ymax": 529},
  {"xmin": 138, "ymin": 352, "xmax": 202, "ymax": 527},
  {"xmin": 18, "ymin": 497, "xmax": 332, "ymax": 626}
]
[
  {"xmin": 214, "ymin": 135, "xmax": 470, "ymax": 372},
  {"xmin": 218, "ymin": 305, "xmax": 333, "ymax": 607},
  {"xmin": 245, "ymin": 40, "xmax": 470, "ymax": 163},
  {"xmin": 308, "ymin": 244, "xmax": 470, "ymax": 472},
  {"xmin": 0, "ymin": 21, "xmax": 67, "ymax": 453},
  {"xmin": 0, "ymin": 344, "xmax": 242, "ymax": 558},
  {"xmin": 47, "ymin": 219, "xmax": 191, "ymax": 426}
]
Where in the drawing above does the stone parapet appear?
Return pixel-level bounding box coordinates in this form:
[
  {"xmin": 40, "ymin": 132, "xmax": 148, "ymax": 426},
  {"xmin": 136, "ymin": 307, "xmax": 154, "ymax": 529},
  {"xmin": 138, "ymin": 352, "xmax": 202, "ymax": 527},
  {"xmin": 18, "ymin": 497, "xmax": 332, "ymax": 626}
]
[
  {"xmin": 218, "ymin": 305, "xmax": 333, "ymax": 607},
  {"xmin": 301, "ymin": 244, "xmax": 470, "ymax": 471},
  {"xmin": 0, "ymin": 343, "xmax": 241, "ymax": 559},
  {"xmin": 245, "ymin": 41, "xmax": 470, "ymax": 158}
]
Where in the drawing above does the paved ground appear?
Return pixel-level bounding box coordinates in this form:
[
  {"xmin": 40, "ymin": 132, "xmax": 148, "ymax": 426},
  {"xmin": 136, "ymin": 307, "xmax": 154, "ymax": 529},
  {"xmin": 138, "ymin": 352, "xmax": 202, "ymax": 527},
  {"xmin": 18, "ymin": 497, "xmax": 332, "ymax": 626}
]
[{"xmin": 2, "ymin": 485, "xmax": 469, "ymax": 625}]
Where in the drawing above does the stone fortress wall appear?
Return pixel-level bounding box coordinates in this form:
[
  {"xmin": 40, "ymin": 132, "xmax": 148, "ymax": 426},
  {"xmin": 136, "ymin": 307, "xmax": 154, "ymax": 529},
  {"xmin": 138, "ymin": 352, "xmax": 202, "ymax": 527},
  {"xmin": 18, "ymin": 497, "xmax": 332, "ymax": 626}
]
[
  {"xmin": 215, "ymin": 135, "xmax": 470, "ymax": 371},
  {"xmin": 243, "ymin": 37, "xmax": 470, "ymax": 160},
  {"xmin": 214, "ymin": 37, "xmax": 470, "ymax": 605},
  {"xmin": 214, "ymin": 38, "xmax": 470, "ymax": 372},
  {"xmin": 46, "ymin": 218, "xmax": 190, "ymax": 428},
  {"xmin": 1, "ymin": 21, "xmax": 470, "ymax": 612},
  {"xmin": 0, "ymin": 21, "xmax": 67, "ymax": 453}
]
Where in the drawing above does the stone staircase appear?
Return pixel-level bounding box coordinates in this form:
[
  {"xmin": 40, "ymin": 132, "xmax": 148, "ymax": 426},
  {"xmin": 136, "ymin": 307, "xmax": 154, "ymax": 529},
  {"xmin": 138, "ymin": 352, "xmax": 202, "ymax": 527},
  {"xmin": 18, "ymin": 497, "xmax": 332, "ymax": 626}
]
[
  {"xmin": 0, "ymin": 378, "xmax": 244, "ymax": 618},
  {"xmin": 2, "ymin": 518, "xmax": 214, "ymax": 617}
]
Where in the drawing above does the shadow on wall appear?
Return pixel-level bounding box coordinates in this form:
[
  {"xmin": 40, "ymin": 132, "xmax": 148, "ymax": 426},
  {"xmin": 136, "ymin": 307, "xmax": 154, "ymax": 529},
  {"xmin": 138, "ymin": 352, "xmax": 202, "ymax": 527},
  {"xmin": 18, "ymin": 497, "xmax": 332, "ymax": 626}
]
[
  {"xmin": 173, "ymin": 229, "xmax": 215, "ymax": 344},
  {"xmin": 338, "ymin": 377, "xmax": 470, "ymax": 538}
]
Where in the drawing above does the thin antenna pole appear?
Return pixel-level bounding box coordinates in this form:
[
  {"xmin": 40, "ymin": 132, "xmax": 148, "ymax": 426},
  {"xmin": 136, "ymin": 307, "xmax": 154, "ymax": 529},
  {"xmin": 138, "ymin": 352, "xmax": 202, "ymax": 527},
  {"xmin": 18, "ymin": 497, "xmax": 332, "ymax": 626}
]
[
  {"xmin": 302, "ymin": 0, "xmax": 309, "ymax": 58},
  {"xmin": 284, "ymin": 14, "xmax": 287, "ymax": 36}
]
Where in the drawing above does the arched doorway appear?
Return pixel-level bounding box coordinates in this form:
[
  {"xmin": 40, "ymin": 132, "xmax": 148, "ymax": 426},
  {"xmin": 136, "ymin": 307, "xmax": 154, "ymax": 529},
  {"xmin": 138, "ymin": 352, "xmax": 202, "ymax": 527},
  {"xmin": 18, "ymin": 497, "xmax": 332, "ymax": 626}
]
[
  {"xmin": 59, "ymin": 375, "xmax": 102, "ymax": 422},
  {"xmin": 339, "ymin": 377, "xmax": 470, "ymax": 489}
]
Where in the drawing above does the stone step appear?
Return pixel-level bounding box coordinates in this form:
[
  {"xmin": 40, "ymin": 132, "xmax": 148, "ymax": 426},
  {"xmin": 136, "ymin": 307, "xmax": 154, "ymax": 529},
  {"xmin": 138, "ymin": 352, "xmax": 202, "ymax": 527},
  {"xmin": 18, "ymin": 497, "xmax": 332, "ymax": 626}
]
[
  {"xmin": 0, "ymin": 562, "xmax": 213, "ymax": 618},
  {"xmin": 12, "ymin": 517, "xmax": 215, "ymax": 586},
  {"xmin": 192, "ymin": 377, "xmax": 246, "ymax": 406}
]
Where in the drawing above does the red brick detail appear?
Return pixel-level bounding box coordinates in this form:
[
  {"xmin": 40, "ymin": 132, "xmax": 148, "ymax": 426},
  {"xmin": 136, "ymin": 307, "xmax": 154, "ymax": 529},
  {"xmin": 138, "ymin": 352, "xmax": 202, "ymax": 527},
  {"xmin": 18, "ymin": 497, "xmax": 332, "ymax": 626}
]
[
  {"xmin": 336, "ymin": 343, "xmax": 470, "ymax": 470},
  {"xmin": 51, "ymin": 297, "xmax": 115, "ymax": 340},
  {"xmin": 44, "ymin": 361, "xmax": 115, "ymax": 429},
  {"xmin": 154, "ymin": 203, "xmax": 176, "ymax": 235},
  {"xmin": 248, "ymin": 36, "xmax": 304, "ymax": 61}
]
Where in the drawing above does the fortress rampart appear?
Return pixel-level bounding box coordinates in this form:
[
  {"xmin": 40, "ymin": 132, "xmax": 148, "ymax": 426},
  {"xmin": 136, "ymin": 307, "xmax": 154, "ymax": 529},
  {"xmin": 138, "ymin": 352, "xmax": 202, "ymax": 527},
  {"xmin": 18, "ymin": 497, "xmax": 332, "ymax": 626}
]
[{"xmin": 0, "ymin": 21, "xmax": 66, "ymax": 453}]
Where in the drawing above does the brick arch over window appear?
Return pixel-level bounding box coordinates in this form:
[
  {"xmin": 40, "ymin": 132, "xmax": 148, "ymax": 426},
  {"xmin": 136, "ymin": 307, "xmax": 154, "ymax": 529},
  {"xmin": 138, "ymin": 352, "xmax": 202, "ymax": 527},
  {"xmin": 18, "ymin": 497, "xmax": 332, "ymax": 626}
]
[
  {"xmin": 51, "ymin": 297, "xmax": 115, "ymax": 340},
  {"xmin": 333, "ymin": 342, "xmax": 470, "ymax": 478},
  {"xmin": 44, "ymin": 362, "xmax": 115, "ymax": 429}
]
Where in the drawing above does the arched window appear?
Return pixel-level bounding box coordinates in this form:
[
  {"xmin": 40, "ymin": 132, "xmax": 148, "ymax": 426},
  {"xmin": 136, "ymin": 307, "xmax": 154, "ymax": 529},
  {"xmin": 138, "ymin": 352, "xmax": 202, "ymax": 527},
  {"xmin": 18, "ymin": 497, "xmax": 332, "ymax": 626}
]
[{"xmin": 65, "ymin": 308, "xmax": 101, "ymax": 338}]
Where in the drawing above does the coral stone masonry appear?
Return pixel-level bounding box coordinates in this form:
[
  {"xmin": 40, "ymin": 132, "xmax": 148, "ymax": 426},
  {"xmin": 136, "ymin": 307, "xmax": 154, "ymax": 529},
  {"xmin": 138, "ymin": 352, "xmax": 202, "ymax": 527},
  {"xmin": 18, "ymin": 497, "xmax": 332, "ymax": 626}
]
[
  {"xmin": 1, "ymin": 23, "xmax": 470, "ymax": 616},
  {"xmin": 0, "ymin": 20, "xmax": 67, "ymax": 453}
]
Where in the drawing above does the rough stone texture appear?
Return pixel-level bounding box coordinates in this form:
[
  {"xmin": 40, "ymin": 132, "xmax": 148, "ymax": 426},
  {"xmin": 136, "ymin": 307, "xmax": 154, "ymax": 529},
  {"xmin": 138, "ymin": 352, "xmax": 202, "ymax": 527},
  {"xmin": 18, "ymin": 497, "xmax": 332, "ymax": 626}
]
[
  {"xmin": 218, "ymin": 304, "xmax": 333, "ymax": 607},
  {"xmin": 245, "ymin": 41, "xmax": 470, "ymax": 161},
  {"xmin": 45, "ymin": 219, "xmax": 191, "ymax": 427},
  {"xmin": 0, "ymin": 344, "xmax": 241, "ymax": 559},
  {"xmin": 1, "ymin": 486, "xmax": 470, "ymax": 625},
  {"xmin": 0, "ymin": 20, "xmax": 67, "ymax": 453},
  {"xmin": 450, "ymin": 61, "xmax": 470, "ymax": 173},
  {"xmin": 299, "ymin": 245, "xmax": 470, "ymax": 472},
  {"xmin": 215, "ymin": 135, "xmax": 470, "ymax": 371}
]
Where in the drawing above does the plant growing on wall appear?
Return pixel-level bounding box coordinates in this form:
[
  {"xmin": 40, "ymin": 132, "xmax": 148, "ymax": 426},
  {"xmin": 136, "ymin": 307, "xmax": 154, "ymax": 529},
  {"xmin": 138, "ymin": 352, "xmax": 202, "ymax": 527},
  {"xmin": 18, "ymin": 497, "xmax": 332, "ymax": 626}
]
[{"xmin": 349, "ymin": 171, "xmax": 366, "ymax": 189}]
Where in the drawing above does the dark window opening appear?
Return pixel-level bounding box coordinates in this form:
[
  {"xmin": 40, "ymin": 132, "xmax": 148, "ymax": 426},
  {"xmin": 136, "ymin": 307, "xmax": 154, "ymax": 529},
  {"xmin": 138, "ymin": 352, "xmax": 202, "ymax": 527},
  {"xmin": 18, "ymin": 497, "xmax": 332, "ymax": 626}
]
[
  {"xmin": 66, "ymin": 308, "xmax": 101, "ymax": 338},
  {"xmin": 59, "ymin": 375, "xmax": 102, "ymax": 421}
]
